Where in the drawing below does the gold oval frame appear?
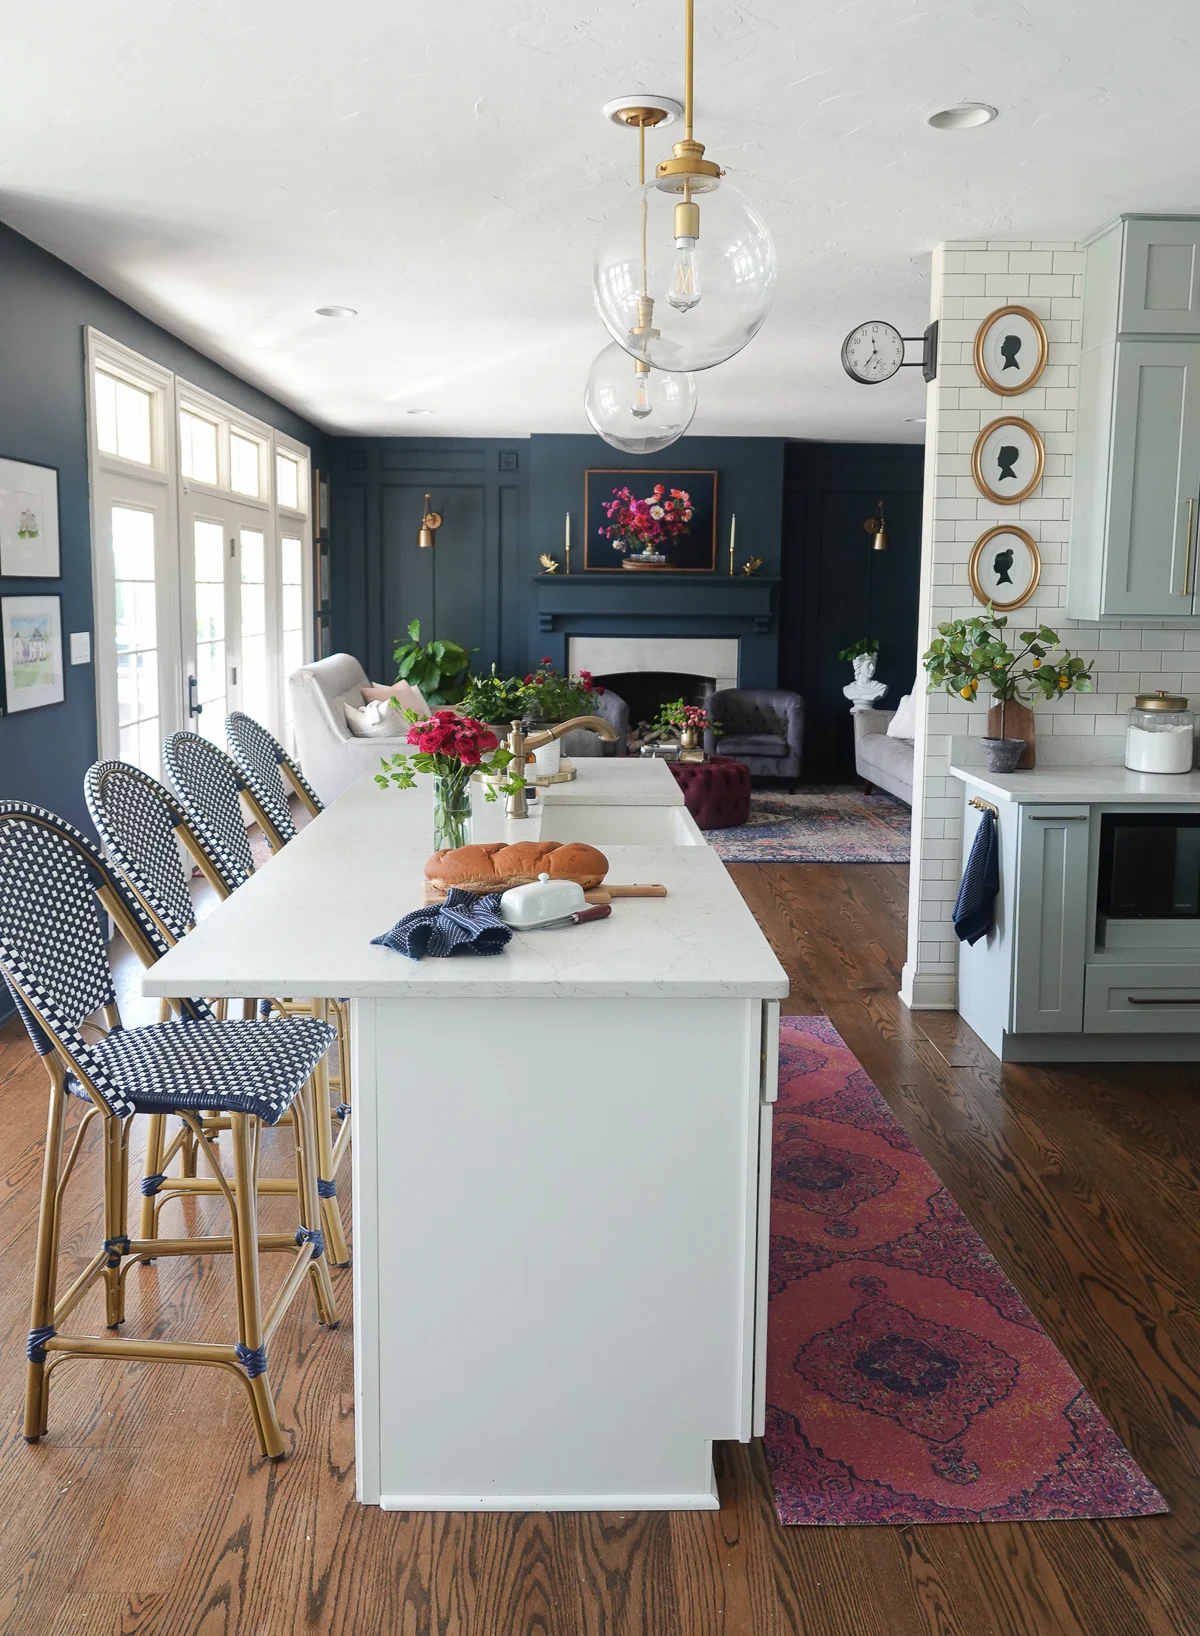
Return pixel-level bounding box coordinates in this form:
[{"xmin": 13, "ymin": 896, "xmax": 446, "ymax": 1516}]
[
  {"xmin": 973, "ymin": 305, "xmax": 1048, "ymax": 396},
  {"xmin": 968, "ymin": 524, "xmax": 1041, "ymax": 611},
  {"xmin": 971, "ymin": 416, "xmax": 1046, "ymax": 505}
]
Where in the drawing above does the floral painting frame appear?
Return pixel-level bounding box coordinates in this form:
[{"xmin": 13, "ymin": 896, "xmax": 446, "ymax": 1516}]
[{"xmin": 583, "ymin": 469, "xmax": 718, "ymax": 571}]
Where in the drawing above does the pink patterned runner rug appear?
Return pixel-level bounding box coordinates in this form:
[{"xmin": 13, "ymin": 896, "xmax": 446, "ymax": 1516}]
[{"xmin": 765, "ymin": 1017, "xmax": 1168, "ymax": 1525}]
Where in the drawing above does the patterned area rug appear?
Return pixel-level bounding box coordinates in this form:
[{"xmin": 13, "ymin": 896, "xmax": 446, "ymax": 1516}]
[
  {"xmin": 765, "ymin": 1017, "xmax": 1168, "ymax": 1525},
  {"xmin": 703, "ymin": 788, "xmax": 910, "ymax": 863}
]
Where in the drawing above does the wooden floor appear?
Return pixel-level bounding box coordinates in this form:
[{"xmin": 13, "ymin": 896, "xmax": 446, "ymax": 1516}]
[{"xmin": 0, "ymin": 860, "xmax": 1197, "ymax": 1636}]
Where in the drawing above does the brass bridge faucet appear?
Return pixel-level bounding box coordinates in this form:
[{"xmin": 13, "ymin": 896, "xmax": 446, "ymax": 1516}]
[{"xmin": 505, "ymin": 717, "xmax": 618, "ymax": 819}]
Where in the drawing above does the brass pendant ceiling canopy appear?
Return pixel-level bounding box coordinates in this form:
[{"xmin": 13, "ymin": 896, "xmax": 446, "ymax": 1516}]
[
  {"xmin": 592, "ymin": 0, "xmax": 776, "ymax": 374},
  {"xmin": 417, "ymin": 494, "xmax": 442, "ymax": 550}
]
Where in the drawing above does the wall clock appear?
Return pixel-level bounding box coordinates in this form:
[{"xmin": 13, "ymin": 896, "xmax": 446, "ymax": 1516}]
[
  {"xmin": 840, "ymin": 321, "xmax": 939, "ymax": 384},
  {"xmin": 974, "ymin": 305, "xmax": 1048, "ymax": 395},
  {"xmin": 971, "ymin": 416, "xmax": 1045, "ymax": 504},
  {"xmin": 969, "ymin": 524, "xmax": 1041, "ymax": 611}
]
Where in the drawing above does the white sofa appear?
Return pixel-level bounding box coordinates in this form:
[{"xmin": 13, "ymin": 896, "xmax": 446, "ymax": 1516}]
[
  {"xmin": 289, "ymin": 653, "xmax": 412, "ymax": 804},
  {"xmin": 852, "ymin": 708, "xmax": 913, "ymax": 805}
]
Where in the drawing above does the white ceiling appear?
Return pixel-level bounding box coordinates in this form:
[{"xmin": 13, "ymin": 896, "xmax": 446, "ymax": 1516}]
[{"xmin": 3, "ymin": 1, "xmax": 1198, "ymax": 442}]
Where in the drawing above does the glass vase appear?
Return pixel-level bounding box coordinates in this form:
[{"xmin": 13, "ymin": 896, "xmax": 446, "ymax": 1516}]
[{"xmin": 432, "ymin": 768, "xmax": 473, "ymax": 852}]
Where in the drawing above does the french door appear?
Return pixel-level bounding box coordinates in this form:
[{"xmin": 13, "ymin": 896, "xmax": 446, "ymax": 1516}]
[{"xmin": 180, "ymin": 492, "xmax": 280, "ymax": 745}]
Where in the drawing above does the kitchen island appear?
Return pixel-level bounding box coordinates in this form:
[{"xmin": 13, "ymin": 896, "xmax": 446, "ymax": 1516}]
[{"xmin": 143, "ymin": 758, "xmax": 787, "ymax": 1511}]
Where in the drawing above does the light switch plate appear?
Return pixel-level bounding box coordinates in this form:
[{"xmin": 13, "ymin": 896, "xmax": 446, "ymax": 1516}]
[{"xmin": 70, "ymin": 631, "xmax": 91, "ymax": 665}]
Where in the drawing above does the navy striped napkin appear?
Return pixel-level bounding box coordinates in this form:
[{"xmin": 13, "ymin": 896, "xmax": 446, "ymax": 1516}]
[{"xmin": 372, "ymin": 888, "xmax": 513, "ymax": 961}]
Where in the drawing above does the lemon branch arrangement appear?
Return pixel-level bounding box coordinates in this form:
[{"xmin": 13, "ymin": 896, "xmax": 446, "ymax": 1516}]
[{"xmin": 922, "ymin": 608, "xmax": 1094, "ymax": 741}]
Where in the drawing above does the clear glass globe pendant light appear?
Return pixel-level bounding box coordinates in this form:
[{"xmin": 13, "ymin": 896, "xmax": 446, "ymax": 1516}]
[
  {"xmin": 585, "ymin": 106, "xmax": 697, "ymax": 453},
  {"xmin": 593, "ymin": 0, "xmax": 776, "ymax": 373}
]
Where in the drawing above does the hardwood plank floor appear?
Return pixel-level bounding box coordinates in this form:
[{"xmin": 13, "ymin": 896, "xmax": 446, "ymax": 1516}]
[{"xmin": 0, "ymin": 860, "xmax": 1196, "ymax": 1636}]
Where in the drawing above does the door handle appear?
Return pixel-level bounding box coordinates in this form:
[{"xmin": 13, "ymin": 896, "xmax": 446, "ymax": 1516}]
[
  {"xmin": 188, "ymin": 676, "xmax": 203, "ymax": 718},
  {"xmin": 1185, "ymin": 497, "xmax": 1197, "ymax": 598},
  {"xmin": 1126, "ymin": 995, "xmax": 1200, "ymax": 1006}
]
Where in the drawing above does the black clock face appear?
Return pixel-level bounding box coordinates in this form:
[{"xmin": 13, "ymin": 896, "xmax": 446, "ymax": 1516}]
[{"xmin": 841, "ymin": 321, "xmax": 906, "ymax": 384}]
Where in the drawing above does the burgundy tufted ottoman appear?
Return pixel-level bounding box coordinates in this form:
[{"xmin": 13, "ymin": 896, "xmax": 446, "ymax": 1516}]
[{"xmin": 668, "ymin": 755, "xmax": 751, "ymax": 829}]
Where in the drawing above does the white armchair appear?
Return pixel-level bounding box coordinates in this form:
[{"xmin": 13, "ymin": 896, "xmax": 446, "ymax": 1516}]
[{"xmin": 289, "ymin": 654, "xmax": 410, "ymax": 804}]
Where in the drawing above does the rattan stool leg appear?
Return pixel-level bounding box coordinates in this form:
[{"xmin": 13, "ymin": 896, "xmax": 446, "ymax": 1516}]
[
  {"xmin": 138, "ymin": 1112, "xmax": 166, "ymax": 1246},
  {"xmin": 312, "ymin": 1003, "xmax": 350, "ymax": 1267},
  {"xmin": 229, "ymin": 1112, "xmax": 286, "ymax": 1460},
  {"xmin": 23, "ymin": 1077, "xmax": 67, "ymax": 1442},
  {"xmin": 102, "ymin": 1115, "xmax": 130, "ymax": 1328},
  {"xmin": 292, "ymin": 1080, "xmax": 339, "ymax": 1327}
]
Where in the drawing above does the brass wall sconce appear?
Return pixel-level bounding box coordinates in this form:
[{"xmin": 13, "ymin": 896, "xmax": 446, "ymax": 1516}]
[
  {"xmin": 417, "ymin": 494, "xmax": 442, "ymax": 550},
  {"xmin": 864, "ymin": 501, "xmax": 889, "ymax": 552}
]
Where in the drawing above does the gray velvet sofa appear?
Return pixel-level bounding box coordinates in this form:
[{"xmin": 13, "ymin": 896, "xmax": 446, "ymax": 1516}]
[
  {"xmin": 853, "ymin": 708, "xmax": 913, "ymax": 805},
  {"xmin": 703, "ymin": 688, "xmax": 804, "ymax": 785}
]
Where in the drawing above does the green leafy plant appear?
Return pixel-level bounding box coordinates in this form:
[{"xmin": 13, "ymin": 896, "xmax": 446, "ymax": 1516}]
[
  {"xmin": 459, "ymin": 664, "xmax": 527, "ymax": 725},
  {"xmin": 392, "ymin": 619, "xmax": 473, "ymax": 707},
  {"xmin": 520, "ymin": 659, "xmax": 597, "ymax": 725},
  {"xmin": 922, "ymin": 608, "xmax": 1094, "ymax": 738},
  {"xmin": 837, "ymin": 636, "xmax": 880, "ymax": 662}
]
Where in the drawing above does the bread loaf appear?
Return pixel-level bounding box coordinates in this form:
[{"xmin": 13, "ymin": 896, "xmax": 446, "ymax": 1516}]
[{"xmin": 424, "ymin": 840, "xmax": 608, "ymax": 893}]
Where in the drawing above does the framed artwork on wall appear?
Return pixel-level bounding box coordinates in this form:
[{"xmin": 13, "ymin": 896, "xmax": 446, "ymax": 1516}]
[
  {"xmin": 315, "ymin": 469, "xmax": 331, "ymax": 539},
  {"xmin": 973, "ymin": 306, "xmax": 1048, "ymax": 396},
  {"xmin": 968, "ymin": 525, "xmax": 1041, "ymax": 612},
  {"xmin": 583, "ymin": 469, "xmax": 719, "ymax": 571},
  {"xmin": 971, "ymin": 416, "xmax": 1045, "ymax": 504},
  {"xmin": 1, "ymin": 593, "xmax": 65, "ymax": 713},
  {"xmin": 0, "ymin": 457, "xmax": 61, "ymax": 577}
]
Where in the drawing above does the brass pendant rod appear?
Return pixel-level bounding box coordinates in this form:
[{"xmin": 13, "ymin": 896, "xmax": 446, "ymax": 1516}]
[{"xmin": 684, "ymin": 0, "xmax": 694, "ymax": 141}]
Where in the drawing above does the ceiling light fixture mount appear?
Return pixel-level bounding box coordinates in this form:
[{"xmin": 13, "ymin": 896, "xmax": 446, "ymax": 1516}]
[
  {"xmin": 315, "ymin": 305, "xmax": 358, "ymax": 318},
  {"xmin": 926, "ymin": 103, "xmax": 998, "ymax": 130}
]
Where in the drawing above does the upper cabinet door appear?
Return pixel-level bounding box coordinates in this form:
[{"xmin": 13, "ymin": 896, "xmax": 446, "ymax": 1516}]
[
  {"xmin": 1103, "ymin": 341, "xmax": 1200, "ymax": 616},
  {"xmin": 1121, "ymin": 220, "xmax": 1200, "ymax": 335}
]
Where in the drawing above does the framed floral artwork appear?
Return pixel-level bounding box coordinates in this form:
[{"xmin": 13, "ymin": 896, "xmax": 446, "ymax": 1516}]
[{"xmin": 583, "ymin": 470, "xmax": 718, "ymax": 571}]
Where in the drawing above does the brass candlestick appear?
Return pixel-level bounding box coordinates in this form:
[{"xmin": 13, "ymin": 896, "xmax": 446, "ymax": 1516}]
[
  {"xmin": 565, "ymin": 512, "xmax": 572, "ymax": 574},
  {"xmin": 729, "ymin": 513, "xmax": 737, "ymax": 575}
]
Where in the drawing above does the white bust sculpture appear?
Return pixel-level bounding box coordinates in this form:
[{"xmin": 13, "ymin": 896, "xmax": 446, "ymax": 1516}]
[{"xmin": 843, "ymin": 650, "xmax": 888, "ymax": 714}]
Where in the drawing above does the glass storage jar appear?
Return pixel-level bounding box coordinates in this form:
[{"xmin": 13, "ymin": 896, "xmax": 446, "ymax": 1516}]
[{"xmin": 1124, "ymin": 691, "xmax": 1196, "ymax": 774}]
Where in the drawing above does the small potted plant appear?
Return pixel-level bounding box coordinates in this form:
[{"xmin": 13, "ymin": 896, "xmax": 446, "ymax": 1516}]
[
  {"xmin": 459, "ymin": 665, "xmax": 527, "ymax": 738},
  {"xmin": 376, "ymin": 712, "xmax": 520, "ymax": 850},
  {"xmin": 519, "ymin": 659, "xmax": 603, "ymax": 777},
  {"xmin": 922, "ymin": 609, "xmax": 1094, "ymax": 771},
  {"xmin": 652, "ymin": 698, "xmax": 721, "ymax": 754}
]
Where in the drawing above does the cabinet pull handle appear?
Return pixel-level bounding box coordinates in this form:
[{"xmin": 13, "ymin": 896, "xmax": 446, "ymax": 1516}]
[
  {"xmin": 1126, "ymin": 995, "xmax": 1200, "ymax": 1006},
  {"xmin": 1186, "ymin": 497, "xmax": 1197, "ymax": 598},
  {"xmin": 1027, "ymin": 813, "xmax": 1088, "ymax": 821}
]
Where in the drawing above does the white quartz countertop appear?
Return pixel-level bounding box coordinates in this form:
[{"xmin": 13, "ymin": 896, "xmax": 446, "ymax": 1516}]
[
  {"xmin": 949, "ymin": 759, "xmax": 1200, "ymax": 805},
  {"xmin": 143, "ymin": 760, "xmax": 787, "ymax": 1001}
]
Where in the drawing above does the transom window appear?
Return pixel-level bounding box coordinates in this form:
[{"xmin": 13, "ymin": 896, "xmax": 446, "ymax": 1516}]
[
  {"xmin": 95, "ymin": 371, "xmax": 153, "ymax": 465},
  {"xmin": 180, "ymin": 410, "xmax": 219, "ymax": 484},
  {"xmin": 230, "ymin": 433, "xmax": 261, "ymax": 498}
]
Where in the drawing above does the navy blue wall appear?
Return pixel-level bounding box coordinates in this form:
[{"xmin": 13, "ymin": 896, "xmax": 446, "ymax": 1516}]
[
  {"xmin": 0, "ymin": 222, "xmax": 328, "ymax": 1024},
  {"xmin": 0, "ymin": 223, "xmax": 328, "ymax": 833}
]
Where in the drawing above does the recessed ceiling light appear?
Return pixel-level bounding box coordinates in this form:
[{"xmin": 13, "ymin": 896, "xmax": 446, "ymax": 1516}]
[
  {"xmin": 406, "ymin": 408, "xmax": 434, "ymax": 416},
  {"xmin": 315, "ymin": 305, "xmax": 357, "ymax": 318},
  {"xmin": 926, "ymin": 103, "xmax": 997, "ymax": 131}
]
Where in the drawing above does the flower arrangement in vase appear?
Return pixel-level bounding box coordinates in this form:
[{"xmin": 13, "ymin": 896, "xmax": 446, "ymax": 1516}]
[
  {"xmin": 598, "ymin": 483, "xmax": 692, "ymax": 569},
  {"xmin": 653, "ymin": 698, "xmax": 722, "ymax": 753},
  {"xmin": 376, "ymin": 712, "xmax": 520, "ymax": 850},
  {"xmin": 520, "ymin": 660, "xmax": 606, "ymax": 777},
  {"xmin": 922, "ymin": 608, "xmax": 1094, "ymax": 772}
]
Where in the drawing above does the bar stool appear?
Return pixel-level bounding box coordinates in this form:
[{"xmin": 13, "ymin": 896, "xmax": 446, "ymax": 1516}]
[
  {"xmin": 0, "ymin": 802, "xmax": 338, "ymax": 1460},
  {"xmin": 161, "ymin": 732, "xmax": 351, "ymax": 1265},
  {"xmin": 224, "ymin": 713, "xmax": 351, "ymax": 1154}
]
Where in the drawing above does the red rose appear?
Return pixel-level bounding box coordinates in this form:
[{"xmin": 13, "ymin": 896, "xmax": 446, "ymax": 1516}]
[{"xmin": 523, "ymin": 673, "xmax": 533, "ymax": 684}]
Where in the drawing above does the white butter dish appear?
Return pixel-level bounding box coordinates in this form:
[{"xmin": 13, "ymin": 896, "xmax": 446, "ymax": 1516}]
[{"xmin": 499, "ymin": 873, "xmax": 587, "ymax": 929}]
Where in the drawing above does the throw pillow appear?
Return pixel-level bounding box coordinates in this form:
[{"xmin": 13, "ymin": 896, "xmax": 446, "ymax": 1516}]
[
  {"xmin": 360, "ymin": 680, "xmax": 431, "ymax": 717},
  {"xmin": 344, "ymin": 698, "xmax": 410, "ymax": 739},
  {"xmin": 886, "ymin": 691, "xmax": 917, "ymax": 740}
]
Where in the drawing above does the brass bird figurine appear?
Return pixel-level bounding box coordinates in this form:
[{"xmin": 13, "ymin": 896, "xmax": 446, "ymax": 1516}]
[
  {"xmin": 741, "ymin": 556, "xmax": 763, "ymax": 576},
  {"xmin": 538, "ymin": 553, "xmax": 560, "ymax": 574}
]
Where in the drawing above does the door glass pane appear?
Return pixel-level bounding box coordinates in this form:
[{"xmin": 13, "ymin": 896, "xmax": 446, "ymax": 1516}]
[
  {"xmin": 240, "ymin": 527, "xmax": 269, "ymax": 723},
  {"xmin": 96, "ymin": 371, "xmax": 152, "ymax": 464},
  {"xmin": 276, "ymin": 452, "xmax": 299, "ymax": 511},
  {"xmin": 230, "ymin": 434, "xmax": 260, "ymax": 497},
  {"xmin": 111, "ymin": 505, "xmax": 159, "ymax": 774},
  {"xmin": 180, "ymin": 410, "xmax": 219, "ymax": 484},
  {"xmin": 280, "ymin": 534, "xmax": 304, "ymax": 731},
  {"xmin": 193, "ymin": 518, "xmax": 227, "ymax": 743}
]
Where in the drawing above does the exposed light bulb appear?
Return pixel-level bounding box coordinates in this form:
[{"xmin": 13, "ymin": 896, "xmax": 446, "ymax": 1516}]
[
  {"xmin": 668, "ymin": 236, "xmax": 701, "ymax": 311},
  {"xmin": 631, "ymin": 368, "xmax": 653, "ymax": 419}
]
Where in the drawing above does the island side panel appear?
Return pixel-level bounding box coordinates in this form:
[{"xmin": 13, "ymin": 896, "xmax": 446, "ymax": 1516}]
[
  {"xmin": 351, "ymin": 998, "xmax": 382, "ymax": 1505},
  {"xmin": 358, "ymin": 995, "xmax": 761, "ymax": 1510}
]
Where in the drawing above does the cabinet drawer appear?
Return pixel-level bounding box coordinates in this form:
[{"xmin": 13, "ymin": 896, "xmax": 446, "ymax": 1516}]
[{"xmin": 1084, "ymin": 962, "xmax": 1200, "ymax": 1032}]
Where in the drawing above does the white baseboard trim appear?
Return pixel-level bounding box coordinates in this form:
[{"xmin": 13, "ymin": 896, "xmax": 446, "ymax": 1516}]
[
  {"xmin": 900, "ymin": 965, "xmax": 957, "ymax": 1011},
  {"xmin": 379, "ymin": 1479, "xmax": 720, "ymax": 1512}
]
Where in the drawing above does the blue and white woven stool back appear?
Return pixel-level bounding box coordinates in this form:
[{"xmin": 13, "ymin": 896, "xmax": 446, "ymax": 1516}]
[
  {"xmin": 85, "ymin": 761, "xmax": 197, "ymax": 943},
  {"xmin": 162, "ymin": 731, "xmax": 255, "ymax": 892},
  {"xmin": 225, "ymin": 713, "xmax": 299, "ymax": 843}
]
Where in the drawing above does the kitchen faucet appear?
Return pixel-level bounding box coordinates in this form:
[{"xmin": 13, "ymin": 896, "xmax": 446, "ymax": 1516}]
[{"xmin": 505, "ymin": 717, "xmax": 618, "ymax": 819}]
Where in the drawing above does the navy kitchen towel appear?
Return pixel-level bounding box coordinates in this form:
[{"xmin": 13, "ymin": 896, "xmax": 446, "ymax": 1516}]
[
  {"xmin": 953, "ymin": 809, "xmax": 999, "ymax": 945},
  {"xmin": 373, "ymin": 888, "xmax": 512, "ymax": 960}
]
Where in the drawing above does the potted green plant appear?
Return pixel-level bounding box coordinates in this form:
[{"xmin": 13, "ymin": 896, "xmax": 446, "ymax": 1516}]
[
  {"xmin": 652, "ymin": 698, "xmax": 722, "ymax": 753},
  {"xmin": 392, "ymin": 619, "xmax": 473, "ymax": 707},
  {"xmin": 922, "ymin": 609, "xmax": 1094, "ymax": 772},
  {"xmin": 459, "ymin": 665, "xmax": 526, "ymax": 736},
  {"xmin": 520, "ymin": 659, "xmax": 602, "ymax": 777}
]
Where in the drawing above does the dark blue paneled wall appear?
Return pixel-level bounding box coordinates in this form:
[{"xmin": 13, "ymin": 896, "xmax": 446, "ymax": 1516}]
[{"xmin": 0, "ymin": 222, "xmax": 328, "ymax": 1025}]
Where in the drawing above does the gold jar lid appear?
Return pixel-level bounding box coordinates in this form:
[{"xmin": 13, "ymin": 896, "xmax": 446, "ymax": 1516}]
[{"xmin": 1133, "ymin": 689, "xmax": 1189, "ymax": 711}]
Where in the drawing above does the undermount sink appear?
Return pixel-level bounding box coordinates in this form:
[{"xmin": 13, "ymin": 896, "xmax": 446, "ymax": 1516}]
[{"xmin": 537, "ymin": 804, "xmax": 704, "ymax": 847}]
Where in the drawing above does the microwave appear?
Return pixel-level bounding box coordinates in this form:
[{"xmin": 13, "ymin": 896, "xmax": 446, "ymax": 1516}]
[{"xmin": 1098, "ymin": 812, "xmax": 1200, "ymax": 919}]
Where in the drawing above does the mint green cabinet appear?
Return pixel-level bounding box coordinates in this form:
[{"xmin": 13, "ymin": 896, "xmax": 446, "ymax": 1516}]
[{"xmin": 1012, "ymin": 807, "xmax": 1090, "ymax": 1033}]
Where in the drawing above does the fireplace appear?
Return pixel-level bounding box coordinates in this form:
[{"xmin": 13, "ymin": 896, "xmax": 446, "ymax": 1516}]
[{"xmin": 593, "ymin": 670, "xmax": 715, "ymax": 734}]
